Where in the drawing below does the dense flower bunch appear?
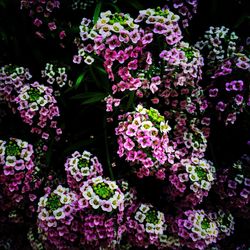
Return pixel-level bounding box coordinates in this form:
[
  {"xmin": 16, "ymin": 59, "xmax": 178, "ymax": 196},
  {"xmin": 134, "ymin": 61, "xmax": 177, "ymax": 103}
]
[
  {"xmin": 115, "ymin": 104, "xmax": 173, "ymax": 179},
  {"xmin": 195, "ymin": 26, "xmax": 240, "ymax": 67},
  {"xmin": 65, "ymin": 150, "xmax": 103, "ymax": 189},
  {"xmin": 15, "ymin": 82, "xmax": 61, "ymax": 140},
  {"xmin": 37, "ymin": 185, "xmax": 79, "ymax": 249},
  {"xmin": 41, "ymin": 63, "xmax": 73, "ymax": 91},
  {"xmin": 208, "ymin": 210, "xmax": 235, "ymax": 240},
  {"xmin": 174, "ymin": 209, "xmax": 219, "ymax": 249},
  {"xmin": 171, "ymin": 122, "xmax": 208, "ymax": 163},
  {"xmin": 134, "ymin": 7, "xmax": 182, "ymax": 45},
  {"xmin": 78, "ymin": 176, "xmax": 125, "ymax": 249},
  {"xmin": 1, "ymin": 1, "xmax": 250, "ymax": 249},
  {"xmin": 168, "ymin": 158, "xmax": 216, "ymax": 206},
  {"xmin": 165, "ymin": 0, "xmax": 200, "ymax": 28},
  {"xmin": 125, "ymin": 202, "xmax": 166, "ymax": 248},
  {"xmin": 0, "ymin": 65, "xmax": 32, "ymax": 107},
  {"xmin": 215, "ymin": 155, "xmax": 250, "ymax": 216},
  {"xmin": 0, "ymin": 138, "xmax": 40, "ymax": 212},
  {"xmin": 74, "ymin": 10, "xmax": 140, "ymax": 69},
  {"xmin": 20, "ymin": 0, "xmax": 66, "ymax": 42},
  {"xmin": 205, "ymin": 54, "xmax": 250, "ymax": 125},
  {"xmin": 74, "ymin": 7, "xmax": 182, "ymax": 84},
  {"xmin": 195, "ymin": 26, "xmax": 250, "ymax": 124},
  {"xmin": 160, "ymin": 41, "xmax": 203, "ymax": 87}
]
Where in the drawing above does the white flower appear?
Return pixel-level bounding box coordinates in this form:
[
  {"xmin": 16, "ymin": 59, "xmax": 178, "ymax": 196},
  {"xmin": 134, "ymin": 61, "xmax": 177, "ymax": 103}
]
[
  {"xmin": 141, "ymin": 121, "xmax": 153, "ymax": 130},
  {"xmin": 54, "ymin": 185, "xmax": 67, "ymax": 195},
  {"xmin": 108, "ymin": 181, "xmax": 118, "ymax": 190},
  {"xmin": 88, "ymin": 30, "xmax": 98, "ymax": 40},
  {"xmin": 111, "ymin": 22, "xmax": 123, "ymax": 33},
  {"xmin": 92, "ymin": 176, "xmax": 103, "ymax": 184},
  {"xmin": 82, "ymin": 187, "xmax": 94, "ymax": 200},
  {"xmin": 53, "ymin": 208, "xmax": 65, "ymax": 220},
  {"xmin": 80, "ymin": 167, "xmax": 90, "ymax": 176},
  {"xmin": 38, "ymin": 208, "xmax": 49, "ymax": 221},
  {"xmin": 207, "ymin": 173, "xmax": 215, "ymax": 182},
  {"xmin": 139, "ymin": 8, "xmax": 155, "ymax": 16},
  {"xmin": 126, "ymin": 20, "xmax": 139, "ymax": 29},
  {"xmin": 37, "ymin": 97, "xmax": 47, "ymax": 106},
  {"xmin": 6, "ymin": 155, "xmax": 16, "ymax": 166},
  {"xmin": 89, "ymin": 196, "xmax": 101, "ymax": 209},
  {"xmin": 190, "ymin": 183, "xmax": 200, "ymax": 193},
  {"xmin": 109, "ymin": 197, "xmax": 118, "ymax": 209},
  {"xmin": 60, "ymin": 195, "xmax": 71, "ymax": 204},
  {"xmin": 29, "ymin": 102, "xmax": 39, "ymax": 111},
  {"xmin": 16, "ymin": 139, "xmax": 27, "ymax": 148},
  {"xmin": 189, "ymin": 173, "xmax": 199, "ymax": 182},
  {"xmin": 135, "ymin": 211, "xmax": 146, "ymax": 223},
  {"xmin": 139, "ymin": 204, "xmax": 150, "ymax": 213},
  {"xmin": 96, "ymin": 17, "xmax": 110, "ymax": 27},
  {"xmin": 69, "ymin": 158, "xmax": 78, "ymax": 168},
  {"xmin": 154, "ymin": 224, "xmax": 164, "ymax": 235},
  {"xmin": 38, "ymin": 196, "xmax": 48, "ymax": 207},
  {"xmin": 82, "ymin": 151, "xmax": 91, "ymax": 159},
  {"xmin": 145, "ymin": 223, "xmax": 155, "ymax": 233},
  {"xmin": 100, "ymin": 10, "xmax": 112, "ymax": 18},
  {"xmin": 132, "ymin": 117, "xmax": 142, "ymax": 126},
  {"xmin": 201, "ymin": 180, "xmax": 211, "ymax": 191},
  {"xmin": 160, "ymin": 121, "xmax": 171, "ymax": 133},
  {"xmin": 136, "ymin": 104, "xmax": 147, "ymax": 114},
  {"xmin": 84, "ymin": 56, "xmax": 94, "ymax": 65}
]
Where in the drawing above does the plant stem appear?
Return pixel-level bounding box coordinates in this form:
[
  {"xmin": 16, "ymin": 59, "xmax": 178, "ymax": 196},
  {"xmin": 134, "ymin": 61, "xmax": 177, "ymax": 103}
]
[{"xmin": 103, "ymin": 113, "xmax": 114, "ymax": 180}]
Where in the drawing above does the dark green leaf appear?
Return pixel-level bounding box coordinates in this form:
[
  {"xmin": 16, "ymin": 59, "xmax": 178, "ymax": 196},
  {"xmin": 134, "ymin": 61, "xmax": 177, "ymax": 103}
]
[
  {"xmin": 93, "ymin": 1, "xmax": 102, "ymax": 24},
  {"xmin": 70, "ymin": 91, "xmax": 107, "ymax": 100},
  {"xmin": 127, "ymin": 0, "xmax": 144, "ymax": 10},
  {"xmin": 81, "ymin": 93, "xmax": 107, "ymax": 105},
  {"xmin": 75, "ymin": 71, "xmax": 86, "ymax": 88}
]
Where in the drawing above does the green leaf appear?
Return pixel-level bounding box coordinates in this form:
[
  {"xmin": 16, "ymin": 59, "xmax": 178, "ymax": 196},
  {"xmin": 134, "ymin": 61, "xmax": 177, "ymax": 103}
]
[
  {"xmin": 126, "ymin": 92, "xmax": 135, "ymax": 110},
  {"xmin": 75, "ymin": 71, "xmax": 86, "ymax": 88},
  {"xmin": 70, "ymin": 91, "xmax": 107, "ymax": 100},
  {"xmin": 105, "ymin": 2, "xmax": 120, "ymax": 12},
  {"xmin": 93, "ymin": 1, "xmax": 102, "ymax": 24},
  {"xmin": 81, "ymin": 93, "xmax": 107, "ymax": 105},
  {"xmin": 127, "ymin": 0, "xmax": 144, "ymax": 10}
]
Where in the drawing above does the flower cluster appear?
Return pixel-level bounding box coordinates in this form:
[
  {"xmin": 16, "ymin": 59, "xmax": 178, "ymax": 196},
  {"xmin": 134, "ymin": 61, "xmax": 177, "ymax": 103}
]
[
  {"xmin": 0, "ymin": 138, "xmax": 40, "ymax": 213},
  {"xmin": 41, "ymin": 63, "xmax": 73, "ymax": 91},
  {"xmin": 115, "ymin": 104, "xmax": 173, "ymax": 179},
  {"xmin": 15, "ymin": 82, "xmax": 61, "ymax": 140},
  {"xmin": 169, "ymin": 122, "xmax": 208, "ymax": 169},
  {"xmin": 135, "ymin": 7, "xmax": 182, "ymax": 45},
  {"xmin": 168, "ymin": 158, "xmax": 216, "ymax": 206},
  {"xmin": 79, "ymin": 176, "xmax": 124, "ymax": 212},
  {"xmin": 195, "ymin": 26, "xmax": 240, "ymax": 67},
  {"xmin": 164, "ymin": 0, "xmax": 200, "ymax": 28},
  {"xmin": 20, "ymin": 0, "xmax": 66, "ymax": 42},
  {"xmin": 0, "ymin": 65, "xmax": 32, "ymax": 107},
  {"xmin": 125, "ymin": 202, "xmax": 166, "ymax": 248},
  {"xmin": 175, "ymin": 209, "xmax": 219, "ymax": 249},
  {"xmin": 215, "ymin": 155, "xmax": 250, "ymax": 216},
  {"xmin": 208, "ymin": 210, "xmax": 235, "ymax": 240},
  {"xmin": 37, "ymin": 185, "xmax": 79, "ymax": 249},
  {"xmin": 160, "ymin": 42, "xmax": 203, "ymax": 87},
  {"xmin": 74, "ymin": 10, "xmax": 140, "ymax": 70},
  {"xmin": 79, "ymin": 176, "xmax": 125, "ymax": 248},
  {"xmin": 65, "ymin": 150, "xmax": 103, "ymax": 189},
  {"xmin": 203, "ymin": 51, "xmax": 250, "ymax": 125}
]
